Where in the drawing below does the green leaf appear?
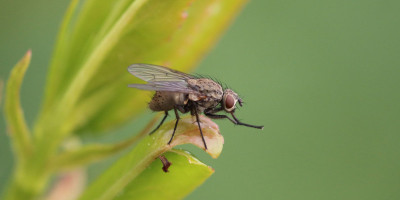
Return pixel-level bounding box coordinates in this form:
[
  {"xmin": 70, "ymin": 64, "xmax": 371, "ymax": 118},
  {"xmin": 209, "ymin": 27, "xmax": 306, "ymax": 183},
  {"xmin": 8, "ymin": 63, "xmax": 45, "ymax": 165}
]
[
  {"xmin": 114, "ymin": 150, "xmax": 213, "ymax": 200},
  {"xmin": 4, "ymin": 50, "xmax": 33, "ymax": 160},
  {"xmin": 37, "ymin": 0, "xmax": 248, "ymax": 135},
  {"xmin": 79, "ymin": 115, "xmax": 223, "ymax": 200}
]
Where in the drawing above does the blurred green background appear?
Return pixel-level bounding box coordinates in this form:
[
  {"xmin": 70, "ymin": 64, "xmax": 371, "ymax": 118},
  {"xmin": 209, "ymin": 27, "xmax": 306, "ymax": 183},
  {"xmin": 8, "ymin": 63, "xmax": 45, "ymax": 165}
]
[{"xmin": 1, "ymin": 0, "xmax": 400, "ymax": 199}]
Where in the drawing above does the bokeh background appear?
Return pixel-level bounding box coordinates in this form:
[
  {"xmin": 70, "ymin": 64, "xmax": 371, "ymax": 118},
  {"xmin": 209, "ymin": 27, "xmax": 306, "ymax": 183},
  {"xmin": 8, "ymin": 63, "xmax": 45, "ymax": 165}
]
[{"xmin": 1, "ymin": 0, "xmax": 400, "ymax": 199}]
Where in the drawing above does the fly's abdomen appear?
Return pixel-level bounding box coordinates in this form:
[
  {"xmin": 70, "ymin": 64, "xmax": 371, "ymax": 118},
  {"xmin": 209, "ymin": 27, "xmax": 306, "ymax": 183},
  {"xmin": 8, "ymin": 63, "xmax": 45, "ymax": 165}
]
[{"xmin": 149, "ymin": 91, "xmax": 188, "ymax": 111}]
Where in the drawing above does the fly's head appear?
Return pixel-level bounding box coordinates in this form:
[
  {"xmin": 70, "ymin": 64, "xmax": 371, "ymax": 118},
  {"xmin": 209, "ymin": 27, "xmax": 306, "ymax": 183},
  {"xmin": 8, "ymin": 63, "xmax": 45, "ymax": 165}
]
[{"xmin": 222, "ymin": 89, "xmax": 242, "ymax": 113}]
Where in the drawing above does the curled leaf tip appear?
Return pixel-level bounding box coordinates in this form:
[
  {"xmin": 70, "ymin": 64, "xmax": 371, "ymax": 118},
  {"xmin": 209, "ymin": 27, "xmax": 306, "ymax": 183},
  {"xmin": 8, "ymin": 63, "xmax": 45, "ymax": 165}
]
[
  {"xmin": 158, "ymin": 155, "xmax": 172, "ymax": 172},
  {"xmin": 159, "ymin": 115, "xmax": 224, "ymax": 159}
]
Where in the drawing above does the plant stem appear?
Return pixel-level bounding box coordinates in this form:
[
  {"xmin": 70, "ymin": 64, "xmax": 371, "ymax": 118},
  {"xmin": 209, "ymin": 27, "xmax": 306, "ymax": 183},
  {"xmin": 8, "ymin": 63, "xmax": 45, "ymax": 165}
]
[
  {"xmin": 3, "ymin": 114, "xmax": 160, "ymax": 200},
  {"xmin": 4, "ymin": 158, "xmax": 50, "ymax": 200}
]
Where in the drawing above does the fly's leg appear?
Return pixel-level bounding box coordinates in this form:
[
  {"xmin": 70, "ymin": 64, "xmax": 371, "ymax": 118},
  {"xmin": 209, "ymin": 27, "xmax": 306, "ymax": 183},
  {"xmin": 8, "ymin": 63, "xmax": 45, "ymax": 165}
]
[
  {"xmin": 231, "ymin": 112, "xmax": 264, "ymax": 129},
  {"xmin": 205, "ymin": 110, "xmax": 264, "ymax": 130},
  {"xmin": 193, "ymin": 104, "xmax": 208, "ymax": 150},
  {"xmin": 205, "ymin": 106, "xmax": 223, "ymax": 114},
  {"xmin": 149, "ymin": 111, "xmax": 169, "ymax": 135},
  {"xmin": 204, "ymin": 112, "xmax": 236, "ymax": 124},
  {"xmin": 168, "ymin": 108, "xmax": 180, "ymax": 145}
]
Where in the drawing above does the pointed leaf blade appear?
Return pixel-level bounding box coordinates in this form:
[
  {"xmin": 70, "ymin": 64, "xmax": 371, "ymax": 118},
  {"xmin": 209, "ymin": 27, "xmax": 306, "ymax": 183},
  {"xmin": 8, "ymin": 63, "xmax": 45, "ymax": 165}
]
[{"xmin": 4, "ymin": 50, "xmax": 33, "ymax": 160}]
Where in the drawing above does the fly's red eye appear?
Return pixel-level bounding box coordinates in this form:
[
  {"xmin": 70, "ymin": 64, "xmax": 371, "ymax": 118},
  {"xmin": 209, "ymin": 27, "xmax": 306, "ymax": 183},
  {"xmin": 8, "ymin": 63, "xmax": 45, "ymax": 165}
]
[{"xmin": 225, "ymin": 95, "xmax": 235, "ymax": 109}]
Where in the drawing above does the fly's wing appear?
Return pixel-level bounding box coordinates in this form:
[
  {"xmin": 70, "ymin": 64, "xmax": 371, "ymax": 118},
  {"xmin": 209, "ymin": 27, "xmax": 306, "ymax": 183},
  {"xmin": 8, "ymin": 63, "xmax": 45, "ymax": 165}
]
[
  {"xmin": 128, "ymin": 63, "xmax": 194, "ymax": 82},
  {"xmin": 128, "ymin": 64, "xmax": 199, "ymax": 94},
  {"xmin": 128, "ymin": 81, "xmax": 197, "ymax": 93}
]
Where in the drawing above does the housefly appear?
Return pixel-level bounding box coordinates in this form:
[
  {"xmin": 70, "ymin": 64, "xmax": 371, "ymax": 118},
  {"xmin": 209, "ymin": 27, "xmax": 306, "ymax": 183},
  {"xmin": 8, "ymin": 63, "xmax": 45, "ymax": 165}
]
[{"xmin": 128, "ymin": 64, "xmax": 263, "ymax": 150}]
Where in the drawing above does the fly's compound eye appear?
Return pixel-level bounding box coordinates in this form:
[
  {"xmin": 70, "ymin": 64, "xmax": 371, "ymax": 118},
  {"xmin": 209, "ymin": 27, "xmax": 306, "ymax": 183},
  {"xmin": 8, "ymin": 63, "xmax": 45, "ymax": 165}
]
[{"xmin": 224, "ymin": 94, "xmax": 236, "ymax": 112}]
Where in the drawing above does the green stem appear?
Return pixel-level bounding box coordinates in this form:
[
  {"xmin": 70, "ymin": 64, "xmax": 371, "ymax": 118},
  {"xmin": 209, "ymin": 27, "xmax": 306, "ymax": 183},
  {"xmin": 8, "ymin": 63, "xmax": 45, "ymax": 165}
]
[
  {"xmin": 4, "ymin": 158, "xmax": 50, "ymax": 200},
  {"xmin": 3, "ymin": 115, "xmax": 159, "ymax": 200}
]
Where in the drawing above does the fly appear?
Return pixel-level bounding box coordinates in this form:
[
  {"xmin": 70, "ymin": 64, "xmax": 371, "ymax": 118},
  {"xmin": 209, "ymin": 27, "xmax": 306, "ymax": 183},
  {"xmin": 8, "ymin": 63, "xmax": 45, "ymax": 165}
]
[{"xmin": 128, "ymin": 64, "xmax": 264, "ymax": 150}]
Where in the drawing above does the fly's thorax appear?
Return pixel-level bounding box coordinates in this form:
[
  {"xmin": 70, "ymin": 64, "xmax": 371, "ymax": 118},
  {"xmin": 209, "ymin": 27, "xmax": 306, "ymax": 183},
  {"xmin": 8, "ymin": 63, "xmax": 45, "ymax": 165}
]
[
  {"xmin": 187, "ymin": 78, "xmax": 223, "ymax": 101},
  {"xmin": 149, "ymin": 91, "xmax": 188, "ymax": 111},
  {"xmin": 187, "ymin": 78, "xmax": 223, "ymax": 111}
]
